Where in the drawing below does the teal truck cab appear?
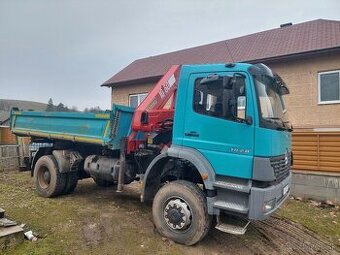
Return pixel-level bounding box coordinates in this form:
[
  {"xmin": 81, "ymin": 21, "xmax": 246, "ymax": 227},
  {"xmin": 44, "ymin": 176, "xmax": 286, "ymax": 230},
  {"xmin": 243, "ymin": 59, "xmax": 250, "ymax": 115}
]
[{"xmin": 11, "ymin": 63, "xmax": 292, "ymax": 245}]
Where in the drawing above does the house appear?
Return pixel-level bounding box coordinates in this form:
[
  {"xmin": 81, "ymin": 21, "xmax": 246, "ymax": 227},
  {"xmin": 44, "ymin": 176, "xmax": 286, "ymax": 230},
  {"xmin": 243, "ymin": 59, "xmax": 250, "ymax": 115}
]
[{"xmin": 102, "ymin": 19, "xmax": 340, "ymax": 203}]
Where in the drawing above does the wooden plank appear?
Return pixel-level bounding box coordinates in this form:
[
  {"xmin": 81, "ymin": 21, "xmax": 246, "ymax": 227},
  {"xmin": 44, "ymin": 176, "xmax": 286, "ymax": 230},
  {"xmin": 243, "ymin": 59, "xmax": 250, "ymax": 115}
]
[
  {"xmin": 293, "ymin": 150, "xmax": 318, "ymax": 156},
  {"xmin": 294, "ymin": 155, "xmax": 319, "ymax": 161},
  {"xmin": 293, "ymin": 160, "xmax": 317, "ymax": 166},
  {"xmin": 319, "ymin": 161, "xmax": 340, "ymax": 167},
  {"xmin": 292, "ymin": 164, "xmax": 318, "ymax": 170},
  {"xmin": 319, "ymin": 156, "xmax": 340, "ymax": 162},
  {"xmin": 292, "ymin": 145, "xmax": 317, "ymax": 151},
  {"xmin": 319, "ymin": 146, "xmax": 340, "ymax": 152},
  {"xmin": 0, "ymin": 225, "xmax": 24, "ymax": 250},
  {"xmin": 292, "ymin": 136, "xmax": 318, "ymax": 142},
  {"xmin": 319, "ymin": 136, "xmax": 340, "ymax": 142},
  {"xmin": 319, "ymin": 151, "xmax": 340, "ymax": 157},
  {"xmin": 319, "ymin": 141, "xmax": 340, "ymax": 147},
  {"xmin": 318, "ymin": 166, "xmax": 340, "ymax": 172},
  {"xmin": 292, "ymin": 141, "xmax": 318, "ymax": 146}
]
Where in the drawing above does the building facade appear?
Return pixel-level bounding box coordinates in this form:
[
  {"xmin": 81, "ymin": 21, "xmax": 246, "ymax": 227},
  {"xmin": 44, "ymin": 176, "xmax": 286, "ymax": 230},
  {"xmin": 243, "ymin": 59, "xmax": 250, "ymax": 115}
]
[{"xmin": 102, "ymin": 19, "xmax": 340, "ymax": 202}]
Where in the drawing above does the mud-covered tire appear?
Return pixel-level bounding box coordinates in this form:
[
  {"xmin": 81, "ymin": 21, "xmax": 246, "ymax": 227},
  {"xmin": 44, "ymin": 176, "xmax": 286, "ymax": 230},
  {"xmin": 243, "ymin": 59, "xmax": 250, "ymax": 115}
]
[
  {"xmin": 62, "ymin": 172, "xmax": 78, "ymax": 195},
  {"xmin": 33, "ymin": 155, "xmax": 66, "ymax": 198},
  {"xmin": 93, "ymin": 177, "xmax": 115, "ymax": 187},
  {"xmin": 152, "ymin": 180, "xmax": 211, "ymax": 245}
]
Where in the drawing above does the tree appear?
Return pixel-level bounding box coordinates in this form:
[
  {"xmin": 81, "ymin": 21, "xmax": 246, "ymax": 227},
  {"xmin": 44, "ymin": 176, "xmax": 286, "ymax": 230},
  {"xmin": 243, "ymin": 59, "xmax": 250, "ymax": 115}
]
[
  {"xmin": 46, "ymin": 98, "xmax": 54, "ymax": 111},
  {"xmin": 56, "ymin": 103, "xmax": 65, "ymax": 112},
  {"xmin": 88, "ymin": 106, "xmax": 103, "ymax": 113}
]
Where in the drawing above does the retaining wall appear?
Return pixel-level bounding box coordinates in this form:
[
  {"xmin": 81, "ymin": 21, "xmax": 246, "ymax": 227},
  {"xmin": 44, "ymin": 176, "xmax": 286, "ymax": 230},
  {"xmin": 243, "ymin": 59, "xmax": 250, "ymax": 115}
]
[{"xmin": 291, "ymin": 170, "xmax": 340, "ymax": 203}]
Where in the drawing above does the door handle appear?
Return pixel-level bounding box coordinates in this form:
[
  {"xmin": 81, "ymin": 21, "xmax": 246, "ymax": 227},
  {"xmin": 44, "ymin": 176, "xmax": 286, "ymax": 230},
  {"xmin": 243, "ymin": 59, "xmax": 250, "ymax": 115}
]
[{"xmin": 184, "ymin": 131, "xmax": 200, "ymax": 137}]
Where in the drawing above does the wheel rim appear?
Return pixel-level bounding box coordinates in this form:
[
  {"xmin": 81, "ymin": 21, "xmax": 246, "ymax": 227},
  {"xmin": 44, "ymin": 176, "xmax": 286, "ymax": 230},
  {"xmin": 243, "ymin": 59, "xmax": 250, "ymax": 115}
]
[
  {"xmin": 37, "ymin": 166, "xmax": 51, "ymax": 189},
  {"xmin": 163, "ymin": 197, "xmax": 192, "ymax": 230}
]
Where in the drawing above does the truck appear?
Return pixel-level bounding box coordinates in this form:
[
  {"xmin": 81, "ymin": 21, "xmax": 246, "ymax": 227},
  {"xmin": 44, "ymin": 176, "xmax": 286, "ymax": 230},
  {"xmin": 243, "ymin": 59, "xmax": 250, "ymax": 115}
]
[{"xmin": 11, "ymin": 62, "xmax": 292, "ymax": 245}]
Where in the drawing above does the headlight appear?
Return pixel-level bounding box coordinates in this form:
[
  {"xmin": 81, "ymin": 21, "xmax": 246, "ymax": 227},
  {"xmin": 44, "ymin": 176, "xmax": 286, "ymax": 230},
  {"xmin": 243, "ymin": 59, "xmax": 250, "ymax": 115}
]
[{"xmin": 263, "ymin": 199, "xmax": 276, "ymax": 213}]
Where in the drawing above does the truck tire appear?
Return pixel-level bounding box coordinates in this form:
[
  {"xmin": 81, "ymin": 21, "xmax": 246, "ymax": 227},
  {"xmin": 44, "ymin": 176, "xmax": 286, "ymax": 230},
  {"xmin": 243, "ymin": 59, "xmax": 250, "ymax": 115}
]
[
  {"xmin": 62, "ymin": 172, "xmax": 78, "ymax": 195},
  {"xmin": 152, "ymin": 180, "xmax": 211, "ymax": 245},
  {"xmin": 33, "ymin": 155, "xmax": 66, "ymax": 198},
  {"xmin": 93, "ymin": 177, "xmax": 115, "ymax": 187}
]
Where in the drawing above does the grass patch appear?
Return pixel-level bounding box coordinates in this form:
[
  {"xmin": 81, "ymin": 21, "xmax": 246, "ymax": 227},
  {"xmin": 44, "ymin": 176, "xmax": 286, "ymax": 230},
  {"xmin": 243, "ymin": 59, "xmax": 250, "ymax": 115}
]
[
  {"xmin": 277, "ymin": 199, "xmax": 339, "ymax": 247},
  {"xmin": 1, "ymin": 169, "xmax": 338, "ymax": 254}
]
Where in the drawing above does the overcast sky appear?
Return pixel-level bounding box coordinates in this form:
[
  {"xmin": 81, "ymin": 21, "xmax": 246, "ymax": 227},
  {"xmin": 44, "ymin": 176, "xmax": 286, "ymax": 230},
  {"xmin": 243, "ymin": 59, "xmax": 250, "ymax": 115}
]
[{"xmin": 1, "ymin": 0, "xmax": 339, "ymax": 110}]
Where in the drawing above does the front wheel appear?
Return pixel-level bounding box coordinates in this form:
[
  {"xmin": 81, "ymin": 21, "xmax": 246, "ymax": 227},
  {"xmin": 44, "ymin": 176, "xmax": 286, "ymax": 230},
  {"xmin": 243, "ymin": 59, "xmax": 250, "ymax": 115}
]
[{"xmin": 152, "ymin": 180, "xmax": 211, "ymax": 245}]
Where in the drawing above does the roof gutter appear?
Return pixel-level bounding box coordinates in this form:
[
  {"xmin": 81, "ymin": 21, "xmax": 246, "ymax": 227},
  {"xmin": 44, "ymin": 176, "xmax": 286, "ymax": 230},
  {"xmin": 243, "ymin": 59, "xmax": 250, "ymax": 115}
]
[{"xmin": 101, "ymin": 75, "xmax": 162, "ymax": 88}]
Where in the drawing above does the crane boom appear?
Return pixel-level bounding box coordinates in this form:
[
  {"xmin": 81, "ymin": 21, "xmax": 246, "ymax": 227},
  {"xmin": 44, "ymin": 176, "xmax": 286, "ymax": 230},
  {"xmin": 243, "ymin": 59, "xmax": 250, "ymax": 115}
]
[{"xmin": 127, "ymin": 65, "xmax": 181, "ymax": 152}]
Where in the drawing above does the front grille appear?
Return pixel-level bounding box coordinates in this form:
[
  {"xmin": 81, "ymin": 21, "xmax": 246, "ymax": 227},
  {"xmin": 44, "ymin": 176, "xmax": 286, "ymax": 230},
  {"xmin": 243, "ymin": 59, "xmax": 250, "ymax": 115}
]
[{"xmin": 270, "ymin": 153, "xmax": 291, "ymax": 183}]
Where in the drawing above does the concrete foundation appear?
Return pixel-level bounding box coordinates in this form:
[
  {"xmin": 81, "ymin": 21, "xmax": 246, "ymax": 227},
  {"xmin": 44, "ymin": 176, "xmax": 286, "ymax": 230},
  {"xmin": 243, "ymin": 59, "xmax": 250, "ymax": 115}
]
[{"xmin": 291, "ymin": 170, "xmax": 340, "ymax": 204}]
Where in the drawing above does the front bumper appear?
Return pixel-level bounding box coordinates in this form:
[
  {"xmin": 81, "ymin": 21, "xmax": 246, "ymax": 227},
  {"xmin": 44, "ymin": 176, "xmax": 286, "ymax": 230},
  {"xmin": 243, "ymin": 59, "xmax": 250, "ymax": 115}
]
[{"xmin": 248, "ymin": 172, "xmax": 292, "ymax": 220}]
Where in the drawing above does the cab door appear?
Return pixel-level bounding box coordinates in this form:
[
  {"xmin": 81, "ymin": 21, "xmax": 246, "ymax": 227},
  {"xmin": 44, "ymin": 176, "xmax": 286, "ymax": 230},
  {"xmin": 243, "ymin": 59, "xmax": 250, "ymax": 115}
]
[{"xmin": 182, "ymin": 72, "xmax": 255, "ymax": 179}]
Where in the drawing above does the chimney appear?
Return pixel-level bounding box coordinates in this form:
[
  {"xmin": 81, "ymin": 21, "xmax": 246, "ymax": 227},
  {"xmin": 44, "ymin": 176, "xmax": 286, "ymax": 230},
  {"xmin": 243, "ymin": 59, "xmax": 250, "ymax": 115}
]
[{"xmin": 280, "ymin": 22, "xmax": 293, "ymax": 28}]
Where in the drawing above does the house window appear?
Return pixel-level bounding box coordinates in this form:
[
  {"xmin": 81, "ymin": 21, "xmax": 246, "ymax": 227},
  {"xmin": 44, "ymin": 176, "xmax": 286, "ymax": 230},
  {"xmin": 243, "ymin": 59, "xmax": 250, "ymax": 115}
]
[
  {"xmin": 318, "ymin": 70, "xmax": 340, "ymax": 104},
  {"xmin": 129, "ymin": 93, "xmax": 148, "ymax": 107}
]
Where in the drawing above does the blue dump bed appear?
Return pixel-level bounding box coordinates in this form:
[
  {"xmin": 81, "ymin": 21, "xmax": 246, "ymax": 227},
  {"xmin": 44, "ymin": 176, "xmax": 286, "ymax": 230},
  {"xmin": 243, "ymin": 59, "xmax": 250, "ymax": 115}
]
[{"xmin": 10, "ymin": 105, "xmax": 135, "ymax": 150}]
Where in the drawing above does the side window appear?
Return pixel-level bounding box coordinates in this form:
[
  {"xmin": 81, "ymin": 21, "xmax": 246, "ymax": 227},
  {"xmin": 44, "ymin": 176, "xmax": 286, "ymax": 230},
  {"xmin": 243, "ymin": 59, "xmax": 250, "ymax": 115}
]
[
  {"xmin": 193, "ymin": 75, "xmax": 246, "ymax": 121},
  {"xmin": 129, "ymin": 93, "xmax": 148, "ymax": 107},
  {"xmin": 318, "ymin": 70, "xmax": 340, "ymax": 104}
]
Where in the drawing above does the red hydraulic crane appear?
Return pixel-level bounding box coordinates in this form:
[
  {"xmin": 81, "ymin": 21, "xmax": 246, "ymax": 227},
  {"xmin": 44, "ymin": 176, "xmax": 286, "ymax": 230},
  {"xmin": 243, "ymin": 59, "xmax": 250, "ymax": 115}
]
[{"xmin": 127, "ymin": 65, "xmax": 181, "ymax": 153}]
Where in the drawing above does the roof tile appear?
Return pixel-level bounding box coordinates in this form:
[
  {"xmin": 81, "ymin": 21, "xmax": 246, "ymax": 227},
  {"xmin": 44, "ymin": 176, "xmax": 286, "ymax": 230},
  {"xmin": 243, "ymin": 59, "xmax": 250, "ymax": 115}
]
[{"xmin": 103, "ymin": 19, "xmax": 340, "ymax": 86}]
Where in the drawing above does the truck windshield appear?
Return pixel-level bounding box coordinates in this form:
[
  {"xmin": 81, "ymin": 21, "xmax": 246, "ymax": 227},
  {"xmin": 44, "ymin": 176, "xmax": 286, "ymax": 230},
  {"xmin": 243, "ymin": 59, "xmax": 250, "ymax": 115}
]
[{"xmin": 249, "ymin": 64, "xmax": 292, "ymax": 132}]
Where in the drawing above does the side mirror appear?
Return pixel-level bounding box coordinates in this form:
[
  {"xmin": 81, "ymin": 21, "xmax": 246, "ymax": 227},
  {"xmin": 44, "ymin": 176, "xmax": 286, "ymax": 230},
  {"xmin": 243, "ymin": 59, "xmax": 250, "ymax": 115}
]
[
  {"xmin": 275, "ymin": 74, "xmax": 290, "ymax": 95},
  {"xmin": 279, "ymin": 85, "xmax": 290, "ymax": 95}
]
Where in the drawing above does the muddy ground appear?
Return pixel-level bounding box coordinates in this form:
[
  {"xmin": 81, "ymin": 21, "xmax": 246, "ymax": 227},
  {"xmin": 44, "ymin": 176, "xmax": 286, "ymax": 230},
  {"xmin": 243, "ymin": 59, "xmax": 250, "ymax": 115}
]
[{"xmin": 0, "ymin": 170, "xmax": 339, "ymax": 255}]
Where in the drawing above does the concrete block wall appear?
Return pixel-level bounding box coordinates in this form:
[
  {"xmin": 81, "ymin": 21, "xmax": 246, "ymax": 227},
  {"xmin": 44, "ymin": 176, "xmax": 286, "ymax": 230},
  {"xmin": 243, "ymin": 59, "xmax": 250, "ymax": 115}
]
[
  {"xmin": 291, "ymin": 170, "xmax": 340, "ymax": 203},
  {"xmin": 0, "ymin": 145, "xmax": 20, "ymax": 171}
]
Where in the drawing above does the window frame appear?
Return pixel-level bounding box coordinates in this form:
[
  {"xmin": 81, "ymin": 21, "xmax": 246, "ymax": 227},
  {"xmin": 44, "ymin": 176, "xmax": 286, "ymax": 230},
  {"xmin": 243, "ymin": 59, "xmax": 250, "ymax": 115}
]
[
  {"xmin": 192, "ymin": 76, "xmax": 247, "ymax": 122},
  {"xmin": 318, "ymin": 70, "xmax": 340, "ymax": 105},
  {"xmin": 128, "ymin": 93, "xmax": 148, "ymax": 107}
]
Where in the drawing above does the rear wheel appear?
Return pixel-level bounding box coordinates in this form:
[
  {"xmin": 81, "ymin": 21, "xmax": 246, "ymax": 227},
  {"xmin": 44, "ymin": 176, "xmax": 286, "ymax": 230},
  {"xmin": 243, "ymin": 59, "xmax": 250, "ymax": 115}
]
[
  {"xmin": 152, "ymin": 180, "xmax": 211, "ymax": 245},
  {"xmin": 62, "ymin": 172, "xmax": 78, "ymax": 195},
  {"xmin": 33, "ymin": 155, "xmax": 66, "ymax": 197}
]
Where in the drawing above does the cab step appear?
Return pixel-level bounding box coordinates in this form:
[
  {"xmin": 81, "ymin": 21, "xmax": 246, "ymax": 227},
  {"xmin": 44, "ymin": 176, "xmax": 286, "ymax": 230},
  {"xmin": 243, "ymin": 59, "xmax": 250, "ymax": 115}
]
[
  {"xmin": 213, "ymin": 176, "xmax": 251, "ymax": 193},
  {"xmin": 213, "ymin": 200, "xmax": 248, "ymax": 214},
  {"xmin": 215, "ymin": 215, "xmax": 250, "ymax": 235}
]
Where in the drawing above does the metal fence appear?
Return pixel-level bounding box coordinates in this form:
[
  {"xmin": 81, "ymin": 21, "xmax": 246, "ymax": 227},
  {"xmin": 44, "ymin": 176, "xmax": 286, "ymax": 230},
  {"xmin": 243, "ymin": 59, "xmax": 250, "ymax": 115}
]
[{"xmin": 292, "ymin": 131, "xmax": 340, "ymax": 173}]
